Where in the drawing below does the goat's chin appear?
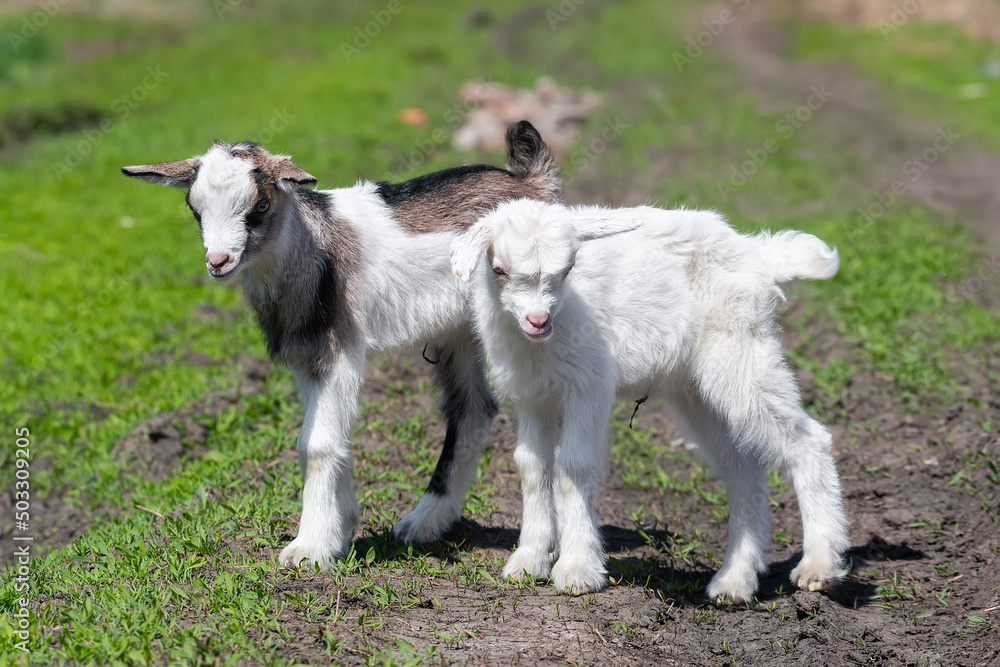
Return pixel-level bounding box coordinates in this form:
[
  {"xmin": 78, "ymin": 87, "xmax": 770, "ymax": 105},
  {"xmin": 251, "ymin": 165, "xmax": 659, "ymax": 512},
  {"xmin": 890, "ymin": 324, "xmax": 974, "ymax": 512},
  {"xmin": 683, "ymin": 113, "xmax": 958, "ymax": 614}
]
[
  {"xmin": 519, "ymin": 322, "xmax": 553, "ymax": 342},
  {"xmin": 207, "ymin": 261, "xmax": 242, "ymax": 281}
]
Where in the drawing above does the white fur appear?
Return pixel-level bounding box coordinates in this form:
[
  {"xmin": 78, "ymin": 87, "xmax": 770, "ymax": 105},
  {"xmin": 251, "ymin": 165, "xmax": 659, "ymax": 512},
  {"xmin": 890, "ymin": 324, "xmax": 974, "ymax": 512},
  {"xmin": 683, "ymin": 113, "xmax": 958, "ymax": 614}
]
[
  {"xmin": 330, "ymin": 184, "xmax": 470, "ymax": 351},
  {"xmin": 188, "ymin": 146, "xmax": 258, "ymax": 274},
  {"xmin": 452, "ymin": 199, "xmax": 849, "ymax": 600}
]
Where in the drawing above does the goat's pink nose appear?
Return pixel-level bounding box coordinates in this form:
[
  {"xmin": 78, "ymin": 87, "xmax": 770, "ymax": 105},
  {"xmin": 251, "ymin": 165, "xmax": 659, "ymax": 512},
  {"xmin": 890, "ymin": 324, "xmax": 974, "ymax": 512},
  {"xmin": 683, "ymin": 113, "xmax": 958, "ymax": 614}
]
[
  {"xmin": 525, "ymin": 311, "xmax": 549, "ymax": 329},
  {"xmin": 206, "ymin": 251, "xmax": 231, "ymax": 268}
]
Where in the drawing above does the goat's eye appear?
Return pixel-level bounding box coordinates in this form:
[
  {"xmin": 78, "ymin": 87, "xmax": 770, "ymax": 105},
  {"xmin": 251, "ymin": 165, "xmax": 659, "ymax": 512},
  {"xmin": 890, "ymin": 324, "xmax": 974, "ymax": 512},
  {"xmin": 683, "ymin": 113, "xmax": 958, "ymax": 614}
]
[
  {"xmin": 492, "ymin": 266, "xmax": 507, "ymax": 278},
  {"xmin": 255, "ymin": 201, "xmax": 270, "ymax": 213}
]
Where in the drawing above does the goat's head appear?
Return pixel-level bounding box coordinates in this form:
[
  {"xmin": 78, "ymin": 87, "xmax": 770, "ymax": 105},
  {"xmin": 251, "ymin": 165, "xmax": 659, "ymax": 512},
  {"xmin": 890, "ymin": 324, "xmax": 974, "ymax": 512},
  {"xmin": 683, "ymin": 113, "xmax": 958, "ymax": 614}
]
[
  {"xmin": 122, "ymin": 142, "xmax": 317, "ymax": 280},
  {"xmin": 451, "ymin": 199, "xmax": 642, "ymax": 342}
]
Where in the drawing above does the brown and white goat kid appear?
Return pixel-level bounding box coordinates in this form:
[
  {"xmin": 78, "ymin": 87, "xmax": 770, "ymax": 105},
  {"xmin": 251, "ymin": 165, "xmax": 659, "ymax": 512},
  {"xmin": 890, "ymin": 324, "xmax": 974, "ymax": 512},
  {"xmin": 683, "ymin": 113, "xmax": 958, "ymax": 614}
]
[
  {"xmin": 451, "ymin": 199, "xmax": 849, "ymax": 601},
  {"xmin": 122, "ymin": 122, "xmax": 561, "ymax": 569}
]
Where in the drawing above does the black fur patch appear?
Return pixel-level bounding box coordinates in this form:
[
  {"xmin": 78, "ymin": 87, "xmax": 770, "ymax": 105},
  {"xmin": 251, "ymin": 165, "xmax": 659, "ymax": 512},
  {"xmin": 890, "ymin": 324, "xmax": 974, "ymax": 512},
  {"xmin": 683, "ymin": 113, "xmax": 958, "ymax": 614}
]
[
  {"xmin": 298, "ymin": 189, "xmax": 331, "ymax": 216},
  {"xmin": 301, "ymin": 253, "xmax": 342, "ymax": 352},
  {"xmin": 506, "ymin": 121, "xmax": 545, "ymax": 176},
  {"xmin": 427, "ymin": 419, "xmax": 459, "ymax": 496},
  {"xmin": 252, "ymin": 251, "xmax": 348, "ymax": 372},
  {"xmin": 374, "ymin": 164, "xmax": 510, "ymax": 205},
  {"xmin": 425, "ymin": 343, "xmax": 499, "ymax": 496},
  {"xmin": 184, "ymin": 189, "xmax": 202, "ymax": 225}
]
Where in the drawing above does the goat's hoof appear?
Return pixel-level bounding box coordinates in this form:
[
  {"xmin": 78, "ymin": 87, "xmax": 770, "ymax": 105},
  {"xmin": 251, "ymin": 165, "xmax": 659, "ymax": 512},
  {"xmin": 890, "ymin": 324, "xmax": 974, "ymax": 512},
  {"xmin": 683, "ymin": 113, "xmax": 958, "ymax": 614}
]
[
  {"xmin": 791, "ymin": 559, "xmax": 846, "ymax": 593},
  {"xmin": 393, "ymin": 496, "xmax": 458, "ymax": 544},
  {"xmin": 502, "ymin": 549, "xmax": 551, "ymax": 582},
  {"xmin": 551, "ymin": 557, "xmax": 608, "ymax": 595},
  {"xmin": 712, "ymin": 594, "xmax": 746, "ymax": 606},
  {"xmin": 279, "ymin": 538, "xmax": 343, "ymax": 571},
  {"xmin": 706, "ymin": 569, "xmax": 757, "ymax": 604}
]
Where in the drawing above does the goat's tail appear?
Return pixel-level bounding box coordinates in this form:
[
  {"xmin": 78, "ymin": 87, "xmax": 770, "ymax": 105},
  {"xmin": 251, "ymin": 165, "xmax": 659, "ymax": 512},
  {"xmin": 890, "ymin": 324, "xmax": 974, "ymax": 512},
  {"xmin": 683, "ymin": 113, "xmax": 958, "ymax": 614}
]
[
  {"xmin": 505, "ymin": 120, "xmax": 562, "ymax": 201},
  {"xmin": 759, "ymin": 230, "xmax": 839, "ymax": 283}
]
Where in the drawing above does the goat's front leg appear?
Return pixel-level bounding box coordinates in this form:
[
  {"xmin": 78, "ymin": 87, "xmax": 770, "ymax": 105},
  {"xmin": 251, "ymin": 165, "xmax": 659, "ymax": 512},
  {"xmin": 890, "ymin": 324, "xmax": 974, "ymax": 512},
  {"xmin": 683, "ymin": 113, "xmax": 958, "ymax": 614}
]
[
  {"xmin": 394, "ymin": 333, "xmax": 498, "ymax": 543},
  {"xmin": 502, "ymin": 405, "xmax": 558, "ymax": 582},
  {"xmin": 279, "ymin": 354, "xmax": 365, "ymax": 569},
  {"xmin": 550, "ymin": 392, "xmax": 613, "ymax": 595}
]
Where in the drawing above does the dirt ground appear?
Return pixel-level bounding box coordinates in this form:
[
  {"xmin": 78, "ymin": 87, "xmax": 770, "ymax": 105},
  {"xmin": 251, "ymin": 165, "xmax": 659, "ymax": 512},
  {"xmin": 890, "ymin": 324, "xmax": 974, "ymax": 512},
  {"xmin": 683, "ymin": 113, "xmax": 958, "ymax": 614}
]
[{"xmin": 8, "ymin": 2, "xmax": 1000, "ymax": 665}]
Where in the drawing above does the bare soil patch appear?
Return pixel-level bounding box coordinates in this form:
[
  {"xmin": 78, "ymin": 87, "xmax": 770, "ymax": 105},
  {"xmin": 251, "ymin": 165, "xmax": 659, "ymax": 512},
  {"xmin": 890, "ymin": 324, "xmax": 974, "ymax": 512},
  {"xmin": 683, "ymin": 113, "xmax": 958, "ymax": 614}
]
[{"xmin": 797, "ymin": 0, "xmax": 1000, "ymax": 43}]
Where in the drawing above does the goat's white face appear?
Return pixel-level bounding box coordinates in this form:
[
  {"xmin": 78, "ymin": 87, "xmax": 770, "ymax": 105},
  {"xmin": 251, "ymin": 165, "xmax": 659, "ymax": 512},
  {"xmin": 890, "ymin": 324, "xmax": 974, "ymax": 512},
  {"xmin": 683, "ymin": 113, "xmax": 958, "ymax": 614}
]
[
  {"xmin": 489, "ymin": 215, "xmax": 577, "ymax": 342},
  {"xmin": 122, "ymin": 141, "xmax": 317, "ymax": 281},
  {"xmin": 187, "ymin": 147, "xmax": 263, "ymax": 280}
]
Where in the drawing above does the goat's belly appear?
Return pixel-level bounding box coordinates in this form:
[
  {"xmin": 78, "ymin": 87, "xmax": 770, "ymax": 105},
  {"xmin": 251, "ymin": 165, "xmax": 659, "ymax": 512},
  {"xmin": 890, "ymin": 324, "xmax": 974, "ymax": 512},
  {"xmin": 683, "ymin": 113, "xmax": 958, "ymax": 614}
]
[{"xmin": 367, "ymin": 294, "xmax": 468, "ymax": 351}]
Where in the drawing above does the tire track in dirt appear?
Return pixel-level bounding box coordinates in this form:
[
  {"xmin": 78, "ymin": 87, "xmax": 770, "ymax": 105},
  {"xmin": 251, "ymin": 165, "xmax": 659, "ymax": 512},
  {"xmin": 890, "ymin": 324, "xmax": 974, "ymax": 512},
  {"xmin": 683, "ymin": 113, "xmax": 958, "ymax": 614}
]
[{"xmin": 716, "ymin": 0, "xmax": 1000, "ymax": 307}]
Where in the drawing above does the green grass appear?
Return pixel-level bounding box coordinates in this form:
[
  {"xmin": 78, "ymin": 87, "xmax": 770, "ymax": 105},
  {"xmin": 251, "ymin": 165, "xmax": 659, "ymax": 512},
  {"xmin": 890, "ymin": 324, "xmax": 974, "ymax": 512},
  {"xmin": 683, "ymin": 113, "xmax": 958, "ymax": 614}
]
[
  {"xmin": 1, "ymin": 0, "xmax": 999, "ymax": 662},
  {"xmin": 791, "ymin": 19, "xmax": 1000, "ymax": 150}
]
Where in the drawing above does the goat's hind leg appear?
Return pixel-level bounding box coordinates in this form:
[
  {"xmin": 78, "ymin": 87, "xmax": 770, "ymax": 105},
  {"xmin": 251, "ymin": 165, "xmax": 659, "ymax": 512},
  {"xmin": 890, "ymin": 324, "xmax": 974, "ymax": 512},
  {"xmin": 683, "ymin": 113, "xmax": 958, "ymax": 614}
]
[
  {"xmin": 785, "ymin": 417, "xmax": 849, "ymax": 592},
  {"xmin": 709, "ymin": 448, "xmax": 771, "ymax": 603},
  {"xmin": 693, "ymin": 333, "xmax": 849, "ymax": 597},
  {"xmin": 394, "ymin": 333, "xmax": 498, "ymax": 543},
  {"xmin": 673, "ymin": 393, "xmax": 771, "ymax": 604}
]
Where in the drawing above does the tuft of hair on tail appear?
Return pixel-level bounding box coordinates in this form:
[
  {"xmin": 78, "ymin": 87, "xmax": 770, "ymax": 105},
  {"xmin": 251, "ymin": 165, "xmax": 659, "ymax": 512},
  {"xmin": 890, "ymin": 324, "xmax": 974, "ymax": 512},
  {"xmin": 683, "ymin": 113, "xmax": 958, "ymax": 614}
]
[
  {"xmin": 505, "ymin": 120, "xmax": 562, "ymax": 201},
  {"xmin": 760, "ymin": 229, "xmax": 840, "ymax": 283}
]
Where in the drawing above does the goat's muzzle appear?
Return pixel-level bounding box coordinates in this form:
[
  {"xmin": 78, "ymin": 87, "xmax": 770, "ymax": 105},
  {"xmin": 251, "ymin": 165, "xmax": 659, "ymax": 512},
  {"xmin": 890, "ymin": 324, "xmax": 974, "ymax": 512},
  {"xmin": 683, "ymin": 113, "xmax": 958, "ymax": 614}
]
[{"xmin": 206, "ymin": 251, "xmax": 239, "ymax": 280}]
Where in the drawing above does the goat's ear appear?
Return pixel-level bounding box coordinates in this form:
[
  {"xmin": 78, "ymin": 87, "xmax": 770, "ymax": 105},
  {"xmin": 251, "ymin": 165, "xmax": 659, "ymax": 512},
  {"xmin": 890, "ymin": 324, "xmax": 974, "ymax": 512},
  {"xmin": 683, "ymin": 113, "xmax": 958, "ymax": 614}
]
[
  {"xmin": 121, "ymin": 158, "xmax": 200, "ymax": 188},
  {"xmin": 450, "ymin": 220, "xmax": 493, "ymax": 282},
  {"xmin": 269, "ymin": 156, "xmax": 317, "ymax": 187},
  {"xmin": 573, "ymin": 212, "xmax": 643, "ymax": 242}
]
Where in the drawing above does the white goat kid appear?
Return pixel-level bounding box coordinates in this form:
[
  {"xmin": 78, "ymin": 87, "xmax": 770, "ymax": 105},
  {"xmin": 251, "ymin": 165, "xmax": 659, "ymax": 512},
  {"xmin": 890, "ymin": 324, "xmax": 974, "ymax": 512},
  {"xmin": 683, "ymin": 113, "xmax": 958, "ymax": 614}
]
[
  {"xmin": 451, "ymin": 199, "xmax": 849, "ymax": 601},
  {"xmin": 122, "ymin": 123, "xmax": 561, "ymax": 569}
]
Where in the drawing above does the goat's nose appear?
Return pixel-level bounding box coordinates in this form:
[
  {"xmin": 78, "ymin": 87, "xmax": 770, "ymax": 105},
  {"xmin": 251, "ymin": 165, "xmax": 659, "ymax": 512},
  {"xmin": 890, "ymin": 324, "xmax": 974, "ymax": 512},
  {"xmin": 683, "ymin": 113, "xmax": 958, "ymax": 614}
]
[
  {"xmin": 206, "ymin": 251, "xmax": 231, "ymax": 268},
  {"xmin": 525, "ymin": 311, "xmax": 549, "ymax": 329}
]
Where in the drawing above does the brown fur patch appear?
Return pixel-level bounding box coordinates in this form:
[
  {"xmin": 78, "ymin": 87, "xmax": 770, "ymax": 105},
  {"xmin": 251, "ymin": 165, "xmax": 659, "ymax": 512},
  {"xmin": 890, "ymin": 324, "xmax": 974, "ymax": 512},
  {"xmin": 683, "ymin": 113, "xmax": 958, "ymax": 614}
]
[
  {"xmin": 121, "ymin": 158, "xmax": 200, "ymax": 187},
  {"xmin": 229, "ymin": 142, "xmax": 317, "ymax": 186},
  {"xmin": 378, "ymin": 120, "xmax": 561, "ymax": 235},
  {"xmin": 390, "ymin": 170, "xmax": 559, "ymax": 234}
]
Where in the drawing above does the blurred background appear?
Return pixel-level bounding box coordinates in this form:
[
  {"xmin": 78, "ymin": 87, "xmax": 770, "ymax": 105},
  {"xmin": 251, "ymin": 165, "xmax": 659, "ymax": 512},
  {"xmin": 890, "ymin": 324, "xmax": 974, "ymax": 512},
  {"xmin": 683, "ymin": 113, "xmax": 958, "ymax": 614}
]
[{"xmin": 1, "ymin": 0, "xmax": 998, "ymax": 663}]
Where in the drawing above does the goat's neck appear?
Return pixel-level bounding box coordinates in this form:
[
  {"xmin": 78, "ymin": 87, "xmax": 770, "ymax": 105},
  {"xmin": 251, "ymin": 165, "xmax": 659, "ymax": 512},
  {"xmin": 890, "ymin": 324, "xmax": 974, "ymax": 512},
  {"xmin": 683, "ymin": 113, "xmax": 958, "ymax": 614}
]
[
  {"xmin": 241, "ymin": 204, "xmax": 319, "ymax": 318},
  {"xmin": 238, "ymin": 194, "xmax": 359, "ymax": 374}
]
